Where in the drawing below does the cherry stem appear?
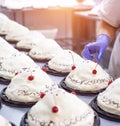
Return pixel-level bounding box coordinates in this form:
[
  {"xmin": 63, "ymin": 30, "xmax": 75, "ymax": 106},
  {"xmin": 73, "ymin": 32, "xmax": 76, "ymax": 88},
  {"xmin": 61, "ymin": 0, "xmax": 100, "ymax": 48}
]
[
  {"xmin": 69, "ymin": 51, "xmax": 74, "ymax": 65},
  {"xmin": 94, "ymin": 63, "xmax": 98, "ymax": 70}
]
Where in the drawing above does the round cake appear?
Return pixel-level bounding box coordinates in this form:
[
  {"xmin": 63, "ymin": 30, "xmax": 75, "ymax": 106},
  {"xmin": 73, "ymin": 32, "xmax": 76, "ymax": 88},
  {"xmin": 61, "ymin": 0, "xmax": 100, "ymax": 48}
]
[
  {"xmin": 43, "ymin": 50, "xmax": 84, "ymax": 76},
  {"xmin": 0, "ymin": 12, "xmax": 9, "ymax": 20},
  {"xmin": 0, "ymin": 52, "xmax": 37, "ymax": 80},
  {"xmin": 5, "ymin": 20, "xmax": 29, "ymax": 43},
  {"xmin": 63, "ymin": 60, "xmax": 113, "ymax": 94},
  {"xmin": 97, "ymin": 78, "xmax": 120, "ymax": 116},
  {"xmin": 16, "ymin": 30, "xmax": 46, "ymax": 51},
  {"xmin": 28, "ymin": 38, "xmax": 64, "ymax": 62},
  {"xmin": 25, "ymin": 88, "xmax": 98, "ymax": 126},
  {"xmin": 0, "ymin": 13, "xmax": 11, "ymax": 35},
  {"xmin": 0, "ymin": 37, "xmax": 18, "ymax": 61},
  {"xmin": 2, "ymin": 67, "xmax": 57, "ymax": 106}
]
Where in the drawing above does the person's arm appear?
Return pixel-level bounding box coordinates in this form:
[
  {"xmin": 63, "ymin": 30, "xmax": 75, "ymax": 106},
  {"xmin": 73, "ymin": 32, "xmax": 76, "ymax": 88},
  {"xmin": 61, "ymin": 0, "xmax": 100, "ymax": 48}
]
[
  {"xmin": 97, "ymin": 20, "xmax": 117, "ymax": 43},
  {"xmin": 82, "ymin": 20, "xmax": 117, "ymax": 62},
  {"xmin": 82, "ymin": 0, "xmax": 120, "ymax": 62}
]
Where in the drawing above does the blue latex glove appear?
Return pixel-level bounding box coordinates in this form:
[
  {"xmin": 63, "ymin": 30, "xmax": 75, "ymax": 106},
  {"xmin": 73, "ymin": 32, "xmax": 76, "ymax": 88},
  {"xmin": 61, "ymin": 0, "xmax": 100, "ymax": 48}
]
[{"xmin": 82, "ymin": 34, "xmax": 110, "ymax": 62}]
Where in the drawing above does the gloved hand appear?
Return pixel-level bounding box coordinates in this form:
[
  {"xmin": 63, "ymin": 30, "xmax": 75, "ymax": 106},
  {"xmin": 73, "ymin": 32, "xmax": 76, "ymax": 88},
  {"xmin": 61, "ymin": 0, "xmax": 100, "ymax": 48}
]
[{"xmin": 82, "ymin": 34, "xmax": 110, "ymax": 62}]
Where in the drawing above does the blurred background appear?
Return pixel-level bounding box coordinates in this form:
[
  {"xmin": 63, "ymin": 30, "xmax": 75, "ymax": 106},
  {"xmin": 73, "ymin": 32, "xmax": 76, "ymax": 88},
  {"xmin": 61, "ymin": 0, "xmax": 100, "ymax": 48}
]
[{"xmin": 0, "ymin": 0, "xmax": 111, "ymax": 68}]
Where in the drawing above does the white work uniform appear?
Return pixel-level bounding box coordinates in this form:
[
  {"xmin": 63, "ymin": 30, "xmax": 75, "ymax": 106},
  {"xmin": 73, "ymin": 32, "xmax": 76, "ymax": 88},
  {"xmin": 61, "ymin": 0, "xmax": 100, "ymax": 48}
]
[{"xmin": 98, "ymin": 0, "xmax": 120, "ymax": 79}]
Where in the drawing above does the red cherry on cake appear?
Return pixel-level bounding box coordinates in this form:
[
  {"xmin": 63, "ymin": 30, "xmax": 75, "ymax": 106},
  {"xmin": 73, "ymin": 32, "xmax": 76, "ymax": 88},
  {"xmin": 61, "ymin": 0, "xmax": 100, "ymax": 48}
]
[
  {"xmin": 22, "ymin": 68, "xmax": 27, "ymax": 70},
  {"xmin": 42, "ymin": 67, "xmax": 47, "ymax": 72},
  {"xmin": 15, "ymin": 72, "xmax": 18, "ymax": 76},
  {"xmin": 52, "ymin": 106, "xmax": 59, "ymax": 113},
  {"xmin": 40, "ymin": 93, "xmax": 46, "ymax": 98},
  {"xmin": 92, "ymin": 69, "xmax": 97, "ymax": 74},
  {"xmin": 71, "ymin": 91, "xmax": 76, "ymax": 95},
  {"xmin": 108, "ymin": 80, "xmax": 112, "ymax": 85},
  {"xmin": 28, "ymin": 75, "xmax": 34, "ymax": 81},
  {"xmin": 92, "ymin": 59, "xmax": 97, "ymax": 63},
  {"xmin": 72, "ymin": 65, "xmax": 76, "ymax": 70}
]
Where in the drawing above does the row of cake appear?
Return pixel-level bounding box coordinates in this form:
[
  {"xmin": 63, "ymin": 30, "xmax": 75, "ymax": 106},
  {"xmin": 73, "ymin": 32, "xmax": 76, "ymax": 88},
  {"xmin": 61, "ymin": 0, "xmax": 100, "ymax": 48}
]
[
  {"xmin": 0, "ymin": 12, "xmax": 95, "ymax": 126},
  {"xmin": 0, "ymin": 12, "xmax": 120, "ymax": 126},
  {"xmin": 0, "ymin": 37, "xmax": 119, "ymax": 125},
  {"xmin": 0, "ymin": 12, "xmax": 69, "ymax": 63}
]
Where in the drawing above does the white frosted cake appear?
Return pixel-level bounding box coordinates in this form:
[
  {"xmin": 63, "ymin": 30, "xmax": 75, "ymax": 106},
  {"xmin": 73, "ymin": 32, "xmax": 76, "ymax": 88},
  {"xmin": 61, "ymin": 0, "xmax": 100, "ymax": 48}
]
[
  {"xmin": 64, "ymin": 60, "xmax": 113, "ymax": 92},
  {"xmin": 0, "ymin": 37, "xmax": 18, "ymax": 61},
  {"xmin": 0, "ymin": 13, "xmax": 9, "ymax": 20},
  {"xmin": 5, "ymin": 20, "xmax": 29, "ymax": 42},
  {"xmin": 97, "ymin": 78, "xmax": 120, "ymax": 115},
  {"xmin": 0, "ymin": 52, "xmax": 37, "ymax": 80},
  {"xmin": 5, "ymin": 67, "xmax": 57, "ymax": 103},
  {"xmin": 29, "ymin": 38, "xmax": 64, "ymax": 61},
  {"xmin": 1, "ymin": 0, "xmax": 32, "ymax": 9},
  {"xmin": 28, "ymin": 88, "xmax": 95, "ymax": 126},
  {"xmin": 0, "ymin": 115, "xmax": 11, "ymax": 126},
  {"xmin": 0, "ymin": 13, "xmax": 11, "ymax": 35},
  {"xmin": 16, "ymin": 30, "xmax": 46, "ymax": 50},
  {"xmin": 47, "ymin": 50, "xmax": 84, "ymax": 73}
]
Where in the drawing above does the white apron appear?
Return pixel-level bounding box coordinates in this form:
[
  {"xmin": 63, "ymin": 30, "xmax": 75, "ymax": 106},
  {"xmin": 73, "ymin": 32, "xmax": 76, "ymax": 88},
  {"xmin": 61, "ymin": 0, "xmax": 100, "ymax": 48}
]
[
  {"xmin": 98, "ymin": 0, "xmax": 120, "ymax": 79},
  {"xmin": 108, "ymin": 32, "xmax": 120, "ymax": 79}
]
